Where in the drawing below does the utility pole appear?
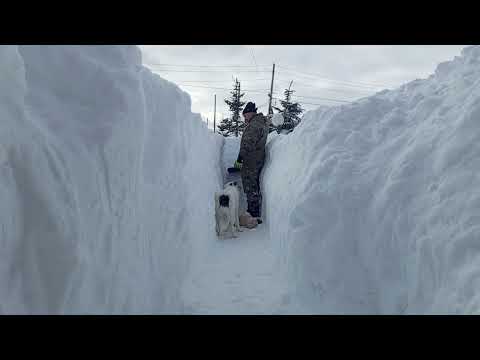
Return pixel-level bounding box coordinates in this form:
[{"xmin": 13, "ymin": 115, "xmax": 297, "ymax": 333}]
[
  {"xmin": 268, "ymin": 63, "xmax": 276, "ymax": 115},
  {"xmin": 213, "ymin": 94, "xmax": 216, "ymax": 133}
]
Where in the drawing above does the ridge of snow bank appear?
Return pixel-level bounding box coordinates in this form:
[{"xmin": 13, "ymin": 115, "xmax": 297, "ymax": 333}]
[
  {"xmin": 263, "ymin": 45, "xmax": 480, "ymax": 314},
  {"xmin": 0, "ymin": 45, "xmax": 223, "ymax": 314}
]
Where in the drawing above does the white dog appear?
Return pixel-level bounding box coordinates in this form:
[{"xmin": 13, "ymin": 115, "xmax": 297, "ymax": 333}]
[{"xmin": 215, "ymin": 181, "xmax": 242, "ymax": 239}]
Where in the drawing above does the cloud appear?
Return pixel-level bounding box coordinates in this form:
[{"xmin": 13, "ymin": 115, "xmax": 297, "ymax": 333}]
[{"xmin": 139, "ymin": 45, "xmax": 466, "ymax": 123}]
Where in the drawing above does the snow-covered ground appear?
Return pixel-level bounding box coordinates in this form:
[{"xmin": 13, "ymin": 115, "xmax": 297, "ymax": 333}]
[
  {"xmin": 2, "ymin": 45, "xmax": 480, "ymax": 314},
  {"xmin": 181, "ymin": 137, "xmax": 309, "ymax": 314},
  {"xmin": 0, "ymin": 45, "xmax": 223, "ymax": 314},
  {"xmin": 181, "ymin": 209, "xmax": 300, "ymax": 314},
  {"xmin": 262, "ymin": 45, "xmax": 480, "ymax": 314}
]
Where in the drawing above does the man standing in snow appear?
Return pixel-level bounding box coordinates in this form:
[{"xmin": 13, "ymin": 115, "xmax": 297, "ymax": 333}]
[{"xmin": 234, "ymin": 102, "xmax": 269, "ymax": 223}]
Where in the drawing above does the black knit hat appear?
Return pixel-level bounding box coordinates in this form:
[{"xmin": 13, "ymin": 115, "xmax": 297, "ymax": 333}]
[{"xmin": 242, "ymin": 102, "xmax": 257, "ymax": 114}]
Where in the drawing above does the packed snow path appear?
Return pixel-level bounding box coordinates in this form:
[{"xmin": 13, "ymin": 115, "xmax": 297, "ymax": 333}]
[
  {"xmin": 180, "ymin": 138, "xmax": 309, "ymax": 314},
  {"xmin": 181, "ymin": 226, "xmax": 301, "ymax": 314}
]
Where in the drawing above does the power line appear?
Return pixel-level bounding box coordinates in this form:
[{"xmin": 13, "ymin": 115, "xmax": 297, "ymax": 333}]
[
  {"xmin": 147, "ymin": 62, "xmax": 269, "ymax": 68},
  {"xmin": 277, "ymin": 64, "xmax": 394, "ymax": 87},
  {"xmin": 177, "ymin": 84, "xmax": 272, "ymax": 94},
  {"xmin": 147, "ymin": 62, "xmax": 394, "ymax": 87},
  {"xmin": 276, "ymin": 64, "xmax": 394, "ymax": 89},
  {"xmin": 273, "ymin": 77, "xmax": 387, "ymax": 97},
  {"xmin": 272, "ymin": 96, "xmax": 351, "ymax": 105},
  {"xmin": 274, "ymin": 78, "xmax": 374, "ymax": 94},
  {"xmin": 175, "ymin": 76, "xmax": 376, "ymax": 98},
  {"xmin": 149, "ymin": 65, "xmax": 389, "ymax": 93},
  {"xmin": 152, "ymin": 66, "xmax": 374, "ymax": 90},
  {"xmin": 149, "ymin": 67, "xmax": 270, "ymax": 74},
  {"xmin": 275, "ymin": 83, "xmax": 374, "ymax": 99},
  {"xmin": 292, "ymin": 93, "xmax": 357, "ymax": 102},
  {"xmin": 303, "ymin": 93, "xmax": 354, "ymax": 102},
  {"xmin": 273, "ymin": 76, "xmax": 386, "ymax": 98},
  {"xmin": 179, "ymin": 84, "xmax": 354, "ymax": 103},
  {"xmin": 272, "ymin": 96, "xmax": 347, "ymax": 107},
  {"xmin": 150, "ymin": 62, "xmax": 387, "ymax": 87},
  {"xmin": 178, "ymin": 78, "xmax": 270, "ymax": 83},
  {"xmin": 152, "ymin": 67, "xmax": 366, "ymax": 105},
  {"xmin": 146, "ymin": 62, "xmax": 395, "ymax": 89}
]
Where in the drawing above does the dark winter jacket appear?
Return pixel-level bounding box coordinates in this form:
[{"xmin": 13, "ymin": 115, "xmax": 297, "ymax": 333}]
[{"xmin": 237, "ymin": 113, "xmax": 269, "ymax": 170}]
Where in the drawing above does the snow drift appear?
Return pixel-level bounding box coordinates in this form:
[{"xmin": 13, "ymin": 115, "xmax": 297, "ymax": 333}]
[
  {"xmin": 0, "ymin": 45, "xmax": 223, "ymax": 314},
  {"xmin": 3, "ymin": 44, "xmax": 480, "ymax": 315},
  {"xmin": 263, "ymin": 45, "xmax": 480, "ymax": 314}
]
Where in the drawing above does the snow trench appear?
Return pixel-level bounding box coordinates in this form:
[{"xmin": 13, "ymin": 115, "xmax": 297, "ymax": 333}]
[{"xmin": 2, "ymin": 45, "xmax": 480, "ymax": 314}]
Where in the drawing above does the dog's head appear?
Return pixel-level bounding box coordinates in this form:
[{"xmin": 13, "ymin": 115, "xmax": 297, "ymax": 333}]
[{"xmin": 225, "ymin": 181, "xmax": 241, "ymax": 191}]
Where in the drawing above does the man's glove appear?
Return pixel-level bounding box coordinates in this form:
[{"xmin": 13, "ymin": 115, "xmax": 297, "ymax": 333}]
[{"xmin": 234, "ymin": 161, "xmax": 243, "ymax": 170}]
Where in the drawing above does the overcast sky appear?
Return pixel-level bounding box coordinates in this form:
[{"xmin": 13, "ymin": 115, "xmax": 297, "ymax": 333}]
[{"xmin": 139, "ymin": 45, "xmax": 466, "ymax": 129}]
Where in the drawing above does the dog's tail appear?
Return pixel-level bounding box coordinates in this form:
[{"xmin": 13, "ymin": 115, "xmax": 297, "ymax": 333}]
[{"xmin": 219, "ymin": 194, "xmax": 230, "ymax": 207}]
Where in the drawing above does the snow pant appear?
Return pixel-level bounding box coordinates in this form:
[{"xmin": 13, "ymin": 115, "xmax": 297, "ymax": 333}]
[{"xmin": 241, "ymin": 162, "xmax": 264, "ymax": 218}]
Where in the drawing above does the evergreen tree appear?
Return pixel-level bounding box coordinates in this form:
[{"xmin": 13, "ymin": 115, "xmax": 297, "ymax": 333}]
[
  {"xmin": 217, "ymin": 117, "xmax": 232, "ymax": 136},
  {"xmin": 272, "ymin": 81, "xmax": 304, "ymax": 134},
  {"xmin": 218, "ymin": 79, "xmax": 246, "ymax": 137}
]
